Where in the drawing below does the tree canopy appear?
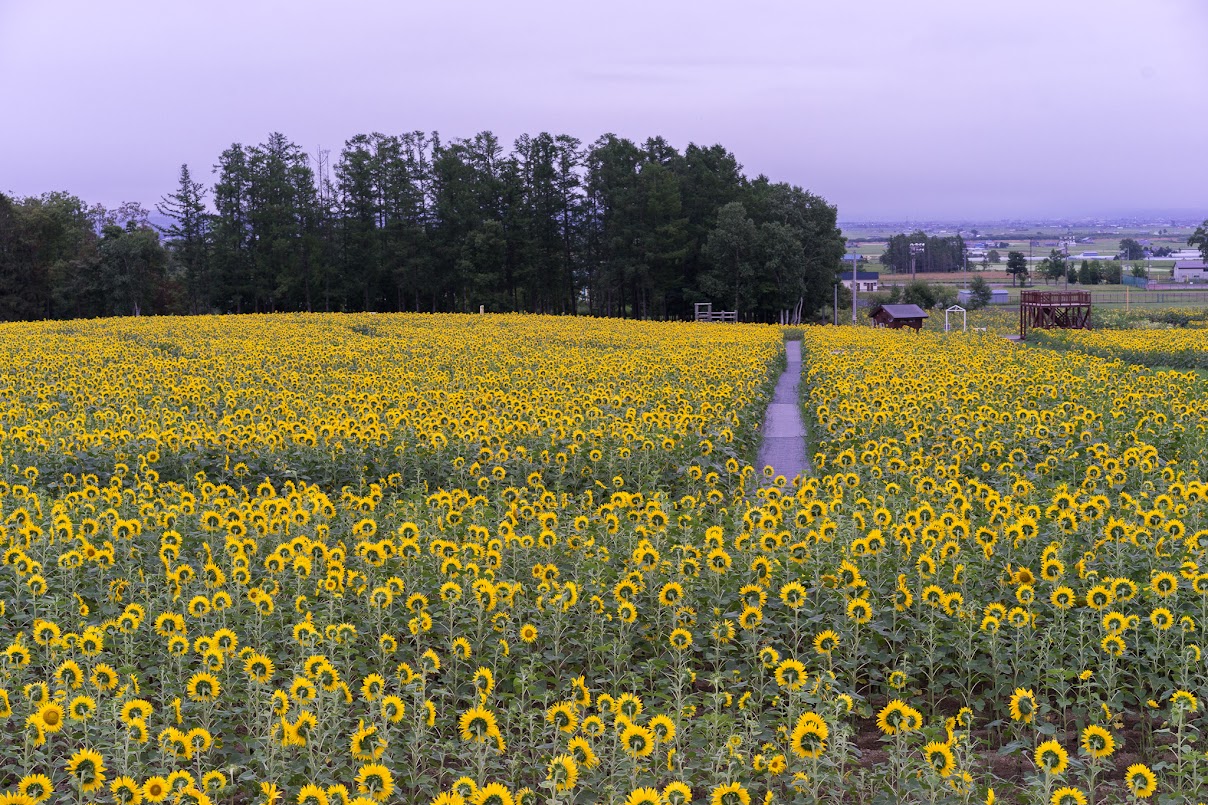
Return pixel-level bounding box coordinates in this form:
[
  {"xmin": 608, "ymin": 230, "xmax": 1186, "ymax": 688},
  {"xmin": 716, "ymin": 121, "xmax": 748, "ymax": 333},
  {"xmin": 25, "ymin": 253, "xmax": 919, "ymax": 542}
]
[
  {"xmin": 0, "ymin": 130, "xmax": 848, "ymax": 323},
  {"xmin": 878, "ymin": 232, "xmax": 966, "ymax": 274},
  {"xmin": 1189, "ymin": 220, "xmax": 1208, "ymax": 263}
]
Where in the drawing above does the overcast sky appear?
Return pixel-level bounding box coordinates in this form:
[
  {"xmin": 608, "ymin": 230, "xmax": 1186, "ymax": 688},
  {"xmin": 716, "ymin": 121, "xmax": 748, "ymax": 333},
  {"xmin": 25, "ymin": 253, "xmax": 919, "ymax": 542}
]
[{"xmin": 2, "ymin": 0, "xmax": 1205, "ymax": 221}]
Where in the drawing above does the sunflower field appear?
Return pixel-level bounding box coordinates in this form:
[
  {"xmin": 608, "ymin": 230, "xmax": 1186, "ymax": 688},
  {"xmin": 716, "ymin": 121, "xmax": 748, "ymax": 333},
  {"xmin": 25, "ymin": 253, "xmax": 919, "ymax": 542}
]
[
  {"xmin": 1032, "ymin": 327, "xmax": 1208, "ymax": 370},
  {"xmin": 1, "ymin": 313, "xmax": 1206, "ymax": 805}
]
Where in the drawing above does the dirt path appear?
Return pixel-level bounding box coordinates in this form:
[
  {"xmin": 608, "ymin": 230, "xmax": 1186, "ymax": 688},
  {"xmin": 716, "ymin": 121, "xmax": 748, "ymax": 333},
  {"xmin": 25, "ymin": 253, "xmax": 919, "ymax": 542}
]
[{"xmin": 756, "ymin": 339, "xmax": 810, "ymax": 480}]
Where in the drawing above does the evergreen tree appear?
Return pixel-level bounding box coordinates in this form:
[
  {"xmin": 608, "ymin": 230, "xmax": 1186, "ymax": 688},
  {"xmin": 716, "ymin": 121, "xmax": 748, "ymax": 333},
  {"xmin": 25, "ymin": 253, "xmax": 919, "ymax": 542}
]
[{"xmin": 156, "ymin": 164, "xmax": 210, "ymax": 312}]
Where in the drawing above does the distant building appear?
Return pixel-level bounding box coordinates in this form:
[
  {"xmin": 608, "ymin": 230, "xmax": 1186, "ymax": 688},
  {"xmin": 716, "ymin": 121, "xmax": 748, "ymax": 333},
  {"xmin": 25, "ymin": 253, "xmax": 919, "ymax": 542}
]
[
  {"xmin": 869, "ymin": 303, "xmax": 928, "ymax": 331},
  {"xmin": 1172, "ymin": 261, "xmax": 1208, "ymax": 282},
  {"xmin": 839, "ymin": 270, "xmax": 879, "ymax": 293},
  {"xmin": 958, "ymin": 289, "xmax": 1010, "ymax": 305}
]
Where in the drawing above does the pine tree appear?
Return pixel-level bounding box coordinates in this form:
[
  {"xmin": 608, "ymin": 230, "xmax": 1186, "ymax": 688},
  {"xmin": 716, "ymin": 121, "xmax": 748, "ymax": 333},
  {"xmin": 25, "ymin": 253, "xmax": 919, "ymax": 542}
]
[{"xmin": 156, "ymin": 164, "xmax": 210, "ymax": 313}]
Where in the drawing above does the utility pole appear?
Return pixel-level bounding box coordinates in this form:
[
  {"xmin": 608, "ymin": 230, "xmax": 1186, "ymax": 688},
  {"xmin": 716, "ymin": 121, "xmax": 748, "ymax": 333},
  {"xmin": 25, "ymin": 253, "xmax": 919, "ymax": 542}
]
[
  {"xmin": 851, "ymin": 252, "xmax": 859, "ymax": 325},
  {"xmin": 910, "ymin": 241, "xmax": 925, "ymax": 280},
  {"xmin": 833, "ymin": 282, "xmax": 838, "ymax": 326}
]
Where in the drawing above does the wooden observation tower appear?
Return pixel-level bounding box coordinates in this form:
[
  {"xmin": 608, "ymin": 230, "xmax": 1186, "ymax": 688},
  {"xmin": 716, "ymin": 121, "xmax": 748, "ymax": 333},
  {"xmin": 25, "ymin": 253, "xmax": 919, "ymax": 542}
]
[{"xmin": 1019, "ymin": 290, "xmax": 1091, "ymax": 339}]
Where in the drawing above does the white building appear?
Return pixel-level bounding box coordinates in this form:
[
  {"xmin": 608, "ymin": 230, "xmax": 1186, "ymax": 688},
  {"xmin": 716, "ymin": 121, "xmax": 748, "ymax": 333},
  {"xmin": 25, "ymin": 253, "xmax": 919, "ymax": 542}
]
[
  {"xmin": 1172, "ymin": 260, "xmax": 1207, "ymax": 282},
  {"xmin": 839, "ymin": 271, "xmax": 879, "ymax": 293},
  {"xmin": 958, "ymin": 288, "xmax": 1010, "ymax": 305}
]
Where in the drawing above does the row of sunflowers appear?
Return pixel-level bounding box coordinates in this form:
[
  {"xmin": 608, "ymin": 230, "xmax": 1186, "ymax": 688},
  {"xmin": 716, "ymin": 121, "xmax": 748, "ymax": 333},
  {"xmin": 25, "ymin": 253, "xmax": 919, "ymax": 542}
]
[
  {"xmin": 0, "ymin": 313, "xmax": 1206, "ymax": 804},
  {"xmin": 1031, "ymin": 326, "xmax": 1208, "ymax": 370}
]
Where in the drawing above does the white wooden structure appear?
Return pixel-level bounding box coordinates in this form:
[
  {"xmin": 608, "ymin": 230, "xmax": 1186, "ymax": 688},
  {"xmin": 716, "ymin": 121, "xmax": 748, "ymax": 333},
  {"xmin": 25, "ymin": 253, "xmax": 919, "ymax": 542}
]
[
  {"xmin": 694, "ymin": 302, "xmax": 737, "ymax": 322},
  {"xmin": 944, "ymin": 305, "xmax": 967, "ymax": 333}
]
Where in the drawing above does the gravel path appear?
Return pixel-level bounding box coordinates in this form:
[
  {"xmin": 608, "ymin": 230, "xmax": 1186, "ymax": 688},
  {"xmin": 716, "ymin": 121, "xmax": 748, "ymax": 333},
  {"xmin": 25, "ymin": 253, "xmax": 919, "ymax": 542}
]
[{"xmin": 756, "ymin": 339, "xmax": 811, "ymax": 481}]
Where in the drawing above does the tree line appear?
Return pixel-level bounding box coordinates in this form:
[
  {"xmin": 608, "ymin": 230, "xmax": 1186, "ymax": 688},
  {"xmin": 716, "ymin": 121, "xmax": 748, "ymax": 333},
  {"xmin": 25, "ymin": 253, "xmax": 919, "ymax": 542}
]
[
  {"xmin": 0, "ymin": 131, "xmax": 847, "ymax": 323},
  {"xmin": 878, "ymin": 231, "xmax": 968, "ymax": 274}
]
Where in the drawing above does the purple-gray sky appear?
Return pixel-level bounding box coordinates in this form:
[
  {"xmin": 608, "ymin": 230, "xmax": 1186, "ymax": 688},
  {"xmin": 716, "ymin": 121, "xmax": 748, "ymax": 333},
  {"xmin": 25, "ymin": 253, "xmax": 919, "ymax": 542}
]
[{"xmin": 2, "ymin": 1, "xmax": 1206, "ymax": 221}]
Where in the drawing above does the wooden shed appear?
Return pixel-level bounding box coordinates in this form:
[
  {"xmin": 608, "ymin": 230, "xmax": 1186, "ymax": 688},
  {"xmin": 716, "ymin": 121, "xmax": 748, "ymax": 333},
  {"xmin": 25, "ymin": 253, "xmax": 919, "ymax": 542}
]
[{"xmin": 869, "ymin": 303, "xmax": 929, "ymax": 331}]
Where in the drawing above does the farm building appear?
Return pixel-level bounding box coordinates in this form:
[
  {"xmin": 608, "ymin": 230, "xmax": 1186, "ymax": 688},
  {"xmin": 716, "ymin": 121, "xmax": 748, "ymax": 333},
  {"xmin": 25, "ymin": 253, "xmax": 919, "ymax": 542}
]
[
  {"xmin": 839, "ymin": 270, "xmax": 879, "ymax": 293},
  {"xmin": 868, "ymin": 303, "xmax": 928, "ymax": 331},
  {"xmin": 957, "ymin": 288, "xmax": 1010, "ymax": 305},
  {"xmin": 1172, "ymin": 260, "xmax": 1207, "ymax": 282}
]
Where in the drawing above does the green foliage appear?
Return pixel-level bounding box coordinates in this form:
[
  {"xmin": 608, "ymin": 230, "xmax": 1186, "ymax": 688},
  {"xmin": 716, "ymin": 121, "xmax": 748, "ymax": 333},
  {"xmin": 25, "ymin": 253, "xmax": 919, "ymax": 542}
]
[
  {"xmin": 966, "ymin": 275, "xmax": 993, "ymax": 309},
  {"xmin": 1006, "ymin": 251, "xmax": 1029, "ymax": 286},
  {"xmin": 1077, "ymin": 259, "xmax": 1102, "ymax": 285},
  {"xmin": 898, "ymin": 280, "xmax": 956, "ymax": 310},
  {"xmin": 878, "ymin": 231, "xmax": 966, "ymax": 273},
  {"xmin": 1119, "ymin": 237, "xmax": 1145, "ymax": 260},
  {"xmin": 2, "ymin": 131, "xmax": 844, "ymax": 323},
  {"xmin": 1189, "ymin": 219, "xmax": 1208, "ymax": 262}
]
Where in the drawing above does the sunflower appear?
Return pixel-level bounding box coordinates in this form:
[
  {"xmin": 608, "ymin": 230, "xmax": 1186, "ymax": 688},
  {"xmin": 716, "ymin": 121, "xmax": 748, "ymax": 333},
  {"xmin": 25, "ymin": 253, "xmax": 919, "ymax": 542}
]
[
  {"xmin": 35, "ymin": 701, "xmax": 65, "ymax": 733},
  {"xmin": 1150, "ymin": 572, "xmax": 1178, "ymax": 597},
  {"xmin": 91, "ymin": 663, "xmax": 120, "ymax": 690},
  {"xmin": 620, "ymin": 723, "xmax": 655, "ymax": 758},
  {"xmin": 120, "ymin": 699, "xmax": 153, "ymax": 725},
  {"xmin": 1034, "ymin": 740, "xmax": 1068, "ymax": 775},
  {"xmin": 142, "ymin": 773, "xmax": 171, "ymax": 797},
  {"xmin": 876, "ymin": 700, "xmax": 912, "ymax": 735},
  {"xmin": 790, "ymin": 712, "xmax": 829, "ymax": 759},
  {"xmin": 472, "ymin": 782, "xmax": 513, "ymax": 805},
  {"xmin": 458, "ymin": 706, "xmax": 500, "ymax": 743},
  {"xmin": 201, "ymin": 771, "xmax": 226, "ymax": 793},
  {"xmin": 186, "ymin": 671, "xmax": 220, "ymax": 703},
  {"xmin": 650, "ymin": 714, "xmax": 676, "ymax": 743},
  {"xmin": 1050, "ymin": 787, "xmax": 1087, "ymax": 805},
  {"xmin": 68, "ymin": 695, "xmax": 96, "ymax": 722},
  {"xmin": 451, "ymin": 778, "xmax": 478, "ymax": 800},
  {"xmin": 767, "ymin": 656, "xmax": 804, "ymax": 690},
  {"xmin": 296, "ymin": 783, "xmax": 328, "ymax": 805},
  {"xmin": 568, "ymin": 736, "xmax": 599, "ymax": 769},
  {"xmin": 1171, "ymin": 690, "xmax": 1198, "ymax": 713},
  {"xmin": 110, "ymin": 775, "xmax": 142, "ymax": 804},
  {"xmin": 1149, "ymin": 607, "xmax": 1173, "ymax": 631},
  {"xmin": 924, "ymin": 741, "xmax": 955, "ymax": 777},
  {"xmin": 360, "ymin": 673, "xmax": 386, "ymax": 702},
  {"xmin": 17, "ymin": 773, "xmax": 53, "ymax": 804},
  {"xmin": 546, "ymin": 702, "xmax": 578, "ymax": 734},
  {"xmin": 244, "ymin": 652, "xmax": 275, "ymax": 684},
  {"xmin": 290, "ymin": 676, "xmax": 318, "ymax": 703},
  {"xmin": 355, "ymin": 763, "xmax": 395, "ymax": 802},
  {"xmin": 622, "ymin": 789, "xmax": 662, "ymax": 805},
  {"xmin": 350, "ymin": 720, "xmax": 385, "ymax": 761},
  {"xmin": 663, "ymin": 781, "xmax": 692, "ymax": 805},
  {"xmin": 707, "ymin": 547, "xmax": 732, "ymax": 573},
  {"xmin": 1008, "ymin": 688, "xmax": 1037, "ymax": 724},
  {"xmin": 1079, "ymin": 724, "xmax": 1114, "ymax": 759},
  {"xmin": 430, "ymin": 794, "xmax": 467, "ymax": 805},
  {"xmin": 738, "ymin": 605, "xmax": 762, "ymax": 630},
  {"xmin": 1125, "ymin": 763, "xmax": 1157, "ymax": 798},
  {"xmin": 710, "ymin": 781, "xmax": 750, "ymax": 805},
  {"xmin": 813, "ymin": 629, "xmax": 840, "ymax": 655},
  {"xmin": 65, "ymin": 747, "xmax": 107, "ymax": 793},
  {"xmin": 55, "ymin": 658, "xmax": 84, "ymax": 689},
  {"xmin": 847, "ymin": 597, "xmax": 873, "ymax": 624},
  {"xmin": 518, "ymin": 624, "xmax": 538, "ymax": 643},
  {"xmin": 546, "ymin": 754, "xmax": 578, "ymax": 792}
]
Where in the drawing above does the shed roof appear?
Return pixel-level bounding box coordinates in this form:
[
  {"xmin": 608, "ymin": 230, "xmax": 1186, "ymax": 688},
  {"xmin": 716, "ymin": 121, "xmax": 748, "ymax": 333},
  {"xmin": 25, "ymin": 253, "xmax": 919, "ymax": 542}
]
[
  {"xmin": 839, "ymin": 270, "xmax": 879, "ymax": 281},
  {"xmin": 1174, "ymin": 260, "xmax": 1207, "ymax": 270},
  {"xmin": 870, "ymin": 304, "xmax": 929, "ymax": 319}
]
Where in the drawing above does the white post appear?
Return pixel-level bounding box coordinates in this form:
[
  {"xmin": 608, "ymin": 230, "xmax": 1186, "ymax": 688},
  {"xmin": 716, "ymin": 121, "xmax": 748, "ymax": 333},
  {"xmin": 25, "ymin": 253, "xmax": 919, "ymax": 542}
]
[{"xmin": 851, "ymin": 256, "xmax": 858, "ymax": 325}]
